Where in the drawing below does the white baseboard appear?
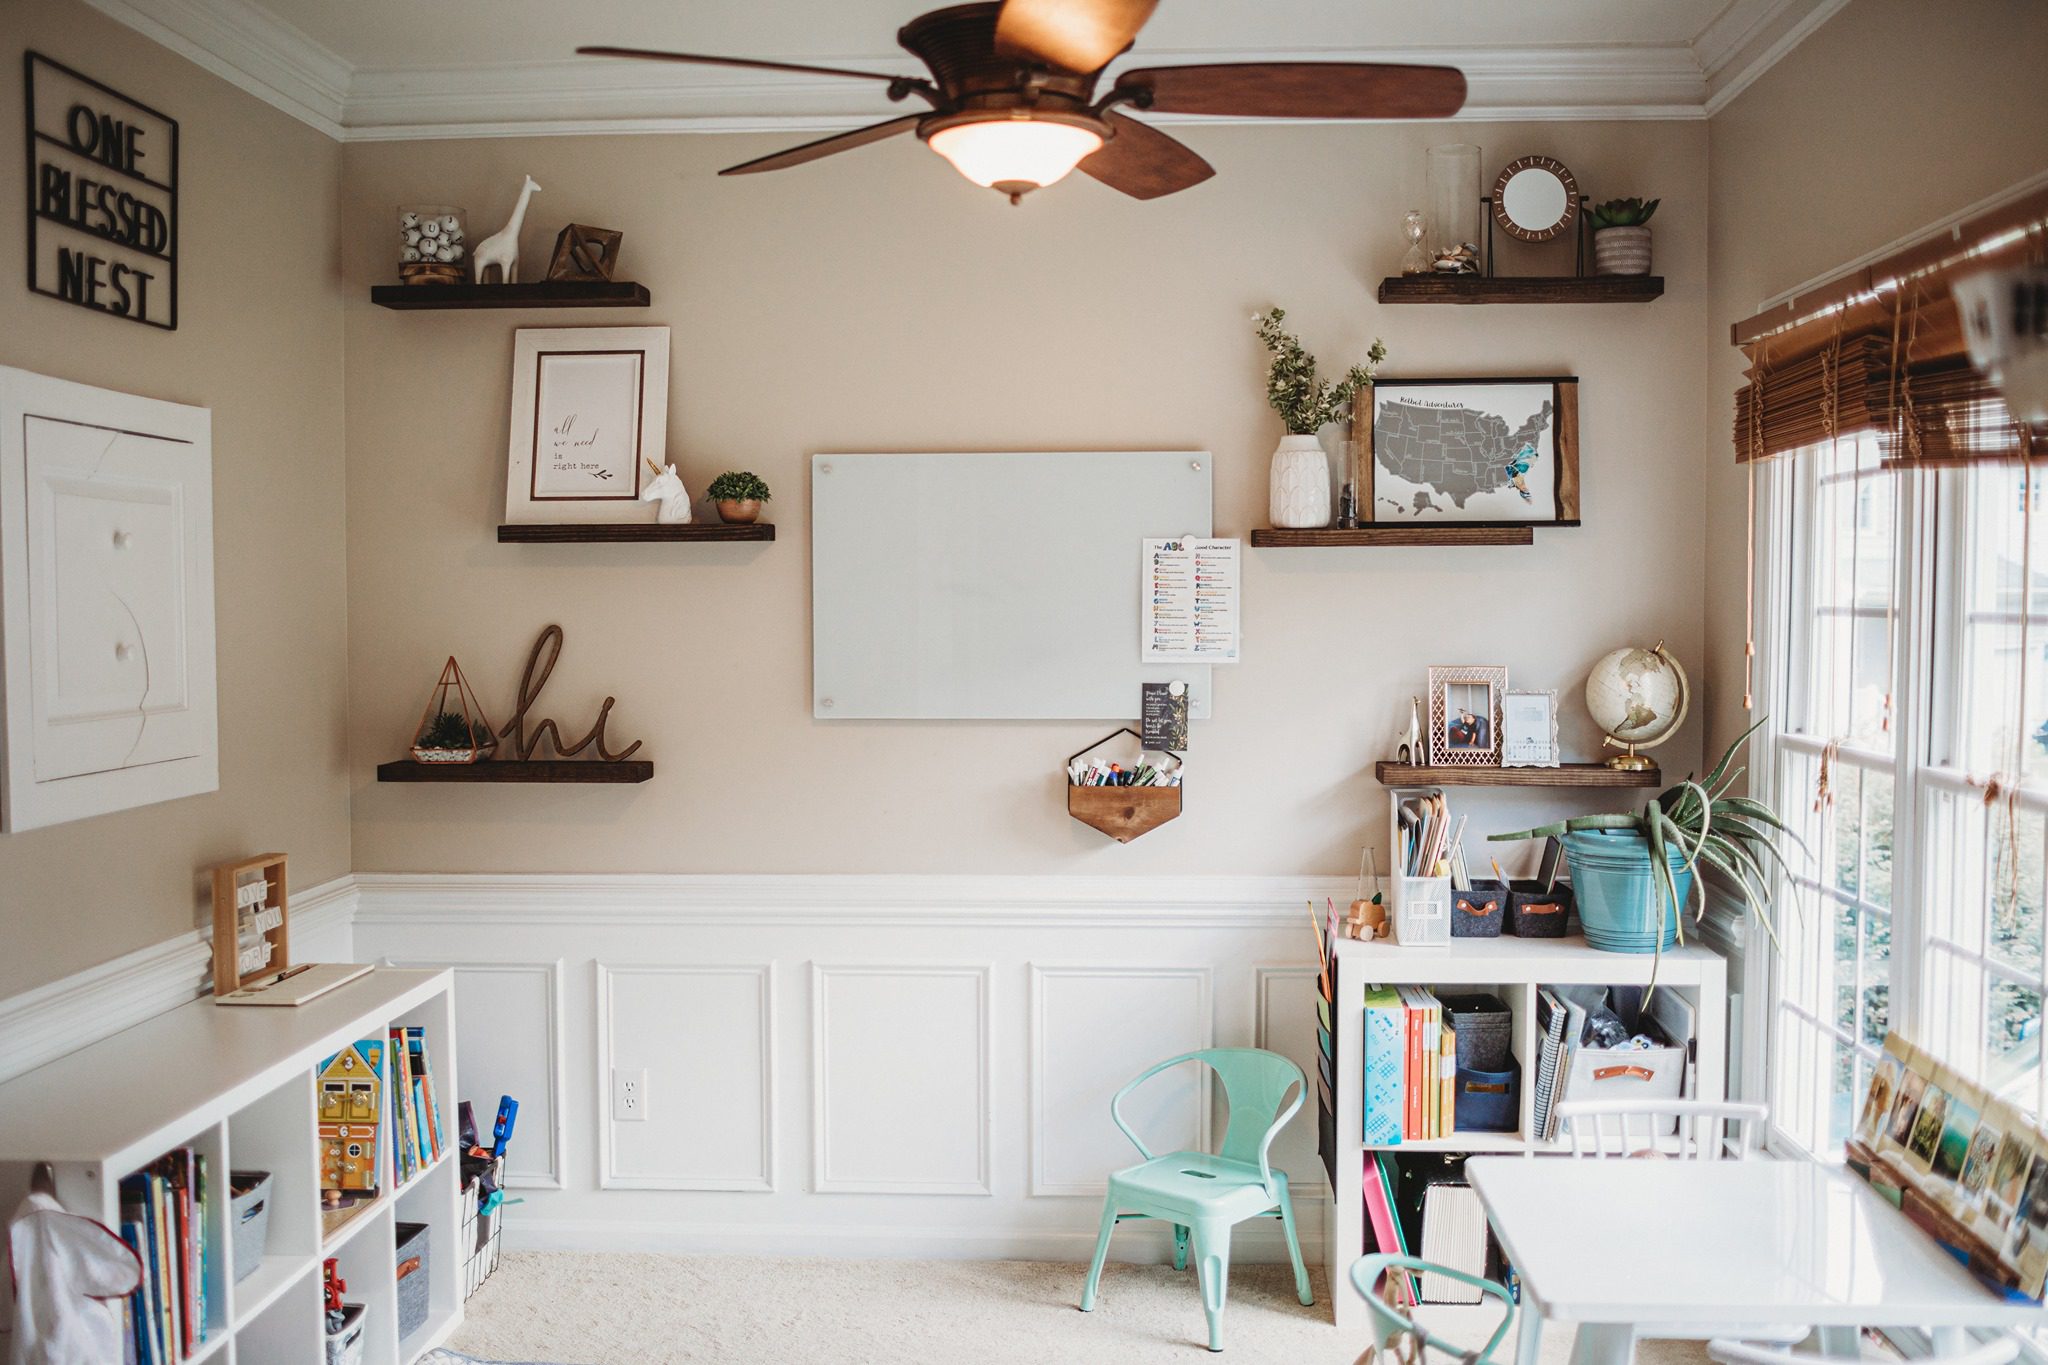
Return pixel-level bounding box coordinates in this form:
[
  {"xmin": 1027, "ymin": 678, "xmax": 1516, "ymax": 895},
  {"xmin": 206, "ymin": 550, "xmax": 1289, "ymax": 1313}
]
[
  {"xmin": 504, "ymin": 1215, "xmax": 1327, "ymax": 1265},
  {"xmin": 0, "ymin": 875, "xmax": 358, "ymax": 1084}
]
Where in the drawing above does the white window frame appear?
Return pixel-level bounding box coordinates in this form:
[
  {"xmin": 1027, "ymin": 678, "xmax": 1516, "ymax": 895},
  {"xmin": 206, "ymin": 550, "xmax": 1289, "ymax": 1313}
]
[{"xmin": 1753, "ymin": 445, "xmax": 2048, "ymax": 1156}]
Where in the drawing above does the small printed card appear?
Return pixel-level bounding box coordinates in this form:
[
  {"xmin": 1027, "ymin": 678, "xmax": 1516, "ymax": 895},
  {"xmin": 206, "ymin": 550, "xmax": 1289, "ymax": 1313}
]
[
  {"xmin": 1142, "ymin": 681, "xmax": 1190, "ymax": 750},
  {"xmin": 1142, "ymin": 537, "xmax": 1240, "ymax": 664}
]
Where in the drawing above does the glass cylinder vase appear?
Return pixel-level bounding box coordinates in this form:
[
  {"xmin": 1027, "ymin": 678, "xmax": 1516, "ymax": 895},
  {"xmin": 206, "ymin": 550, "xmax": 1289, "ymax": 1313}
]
[{"xmin": 1425, "ymin": 144, "xmax": 1483, "ymax": 268}]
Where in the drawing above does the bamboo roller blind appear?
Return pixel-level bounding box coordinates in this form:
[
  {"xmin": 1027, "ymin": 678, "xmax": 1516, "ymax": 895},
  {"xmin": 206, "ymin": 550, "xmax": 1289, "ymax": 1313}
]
[{"xmin": 1733, "ymin": 184, "xmax": 2048, "ymax": 466}]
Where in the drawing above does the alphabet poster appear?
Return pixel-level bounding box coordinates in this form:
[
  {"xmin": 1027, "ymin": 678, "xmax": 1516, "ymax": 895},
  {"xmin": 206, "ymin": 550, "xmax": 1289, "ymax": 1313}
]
[{"xmin": 26, "ymin": 53, "xmax": 178, "ymax": 329}]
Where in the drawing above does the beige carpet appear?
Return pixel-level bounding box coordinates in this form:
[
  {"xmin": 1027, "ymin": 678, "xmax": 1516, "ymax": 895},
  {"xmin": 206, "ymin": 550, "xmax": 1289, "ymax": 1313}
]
[{"xmin": 451, "ymin": 1252, "xmax": 1717, "ymax": 1364}]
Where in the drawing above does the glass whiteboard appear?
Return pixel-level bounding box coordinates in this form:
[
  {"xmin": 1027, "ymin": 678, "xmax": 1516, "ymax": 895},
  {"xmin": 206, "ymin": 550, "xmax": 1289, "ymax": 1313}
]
[{"xmin": 811, "ymin": 451, "xmax": 1214, "ymax": 720}]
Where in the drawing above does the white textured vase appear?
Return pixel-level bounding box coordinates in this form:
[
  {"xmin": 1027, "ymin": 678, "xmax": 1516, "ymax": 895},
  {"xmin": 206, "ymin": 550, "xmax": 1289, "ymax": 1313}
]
[
  {"xmin": 1269, "ymin": 434, "xmax": 1332, "ymax": 529},
  {"xmin": 1593, "ymin": 225, "xmax": 1653, "ymax": 276}
]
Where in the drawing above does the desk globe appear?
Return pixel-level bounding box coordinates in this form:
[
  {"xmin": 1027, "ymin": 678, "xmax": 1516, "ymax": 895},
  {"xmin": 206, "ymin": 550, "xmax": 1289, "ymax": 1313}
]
[{"xmin": 1586, "ymin": 642, "xmax": 1688, "ymax": 770}]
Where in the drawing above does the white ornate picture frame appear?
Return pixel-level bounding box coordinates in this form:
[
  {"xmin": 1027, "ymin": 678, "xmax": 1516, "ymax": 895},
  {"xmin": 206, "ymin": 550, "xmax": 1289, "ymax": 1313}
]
[
  {"xmin": 504, "ymin": 326, "xmax": 670, "ymax": 524},
  {"xmin": 1501, "ymin": 689, "xmax": 1561, "ymax": 767},
  {"xmin": 1428, "ymin": 665, "xmax": 1507, "ymax": 767},
  {"xmin": 0, "ymin": 367, "xmax": 217, "ymax": 830}
]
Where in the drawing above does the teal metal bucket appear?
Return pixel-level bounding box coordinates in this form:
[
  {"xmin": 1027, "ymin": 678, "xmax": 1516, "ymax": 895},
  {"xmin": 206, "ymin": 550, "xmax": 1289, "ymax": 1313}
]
[{"xmin": 1562, "ymin": 830, "xmax": 1691, "ymax": 952}]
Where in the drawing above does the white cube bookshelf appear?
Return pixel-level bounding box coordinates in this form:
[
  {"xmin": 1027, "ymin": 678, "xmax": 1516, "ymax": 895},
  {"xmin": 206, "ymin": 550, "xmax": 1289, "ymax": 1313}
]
[
  {"xmin": 1322, "ymin": 934, "xmax": 1728, "ymax": 1332},
  {"xmin": 0, "ymin": 968, "xmax": 462, "ymax": 1364}
]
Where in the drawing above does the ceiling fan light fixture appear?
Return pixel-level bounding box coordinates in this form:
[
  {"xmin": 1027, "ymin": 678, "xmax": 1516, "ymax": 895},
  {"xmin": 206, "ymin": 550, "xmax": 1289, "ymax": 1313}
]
[{"xmin": 926, "ymin": 117, "xmax": 1104, "ymax": 200}]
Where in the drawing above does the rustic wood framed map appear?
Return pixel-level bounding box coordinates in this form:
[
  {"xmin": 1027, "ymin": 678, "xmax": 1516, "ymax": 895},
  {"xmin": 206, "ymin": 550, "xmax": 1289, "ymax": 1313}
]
[{"xmin": 1365, "ymin": 376, "xmax": 1579, "ymax": 525}]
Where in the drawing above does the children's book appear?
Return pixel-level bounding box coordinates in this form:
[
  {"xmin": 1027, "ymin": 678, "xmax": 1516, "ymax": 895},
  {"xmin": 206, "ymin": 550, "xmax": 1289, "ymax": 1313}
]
[
  {"xmin": 1363, "ymin": 986, "xmax": 1404, "ymax": 1146},
  {"xmin": 1362, "ymin": 1153, "xmax": 1415, "ymax": 1305}
]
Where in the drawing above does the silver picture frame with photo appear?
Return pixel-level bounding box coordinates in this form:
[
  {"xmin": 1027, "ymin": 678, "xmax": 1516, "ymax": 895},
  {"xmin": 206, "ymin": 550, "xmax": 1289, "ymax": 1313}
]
[
  {"xmin": 1501, "ymin": 688, "xmax": 1561, "ymax": 767},
  {"xmin": 1428, "ymin": 665, "xmax": 1507, "ymax": 767},
  {"xmin": 504, "ymin": 325, "xmax": 671, "ymax": 524}
]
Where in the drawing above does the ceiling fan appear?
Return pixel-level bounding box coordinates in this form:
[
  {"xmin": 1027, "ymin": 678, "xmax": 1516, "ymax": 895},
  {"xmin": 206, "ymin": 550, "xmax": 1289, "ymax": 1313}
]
[{"xmin": 579, "ymin": 0, "xmax": 1466, "ymax": 205}]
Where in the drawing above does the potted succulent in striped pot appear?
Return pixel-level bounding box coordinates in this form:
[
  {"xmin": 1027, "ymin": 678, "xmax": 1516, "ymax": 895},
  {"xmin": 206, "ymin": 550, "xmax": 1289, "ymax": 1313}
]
[{"xmin": 1589, "ymin": 197, "xmax": 1659, "ymax": 276}]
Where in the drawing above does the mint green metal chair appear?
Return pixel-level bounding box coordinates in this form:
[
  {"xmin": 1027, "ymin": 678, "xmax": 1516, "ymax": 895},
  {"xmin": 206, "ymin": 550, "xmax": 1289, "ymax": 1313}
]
[
  {"xmin": 1079, "ymin": 1047, "xmax": 1313, "ymax": 1352},
  {"xmin": 1348, "ymin": 1253, "xmax": 1516, "ymax": 1365}
]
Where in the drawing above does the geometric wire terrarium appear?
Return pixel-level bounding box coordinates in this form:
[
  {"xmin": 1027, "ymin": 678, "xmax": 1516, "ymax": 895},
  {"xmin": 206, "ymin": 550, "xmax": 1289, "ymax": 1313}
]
[{"xmin": 410, "ymin": 656, "xmax": 498, "ymax": 764}]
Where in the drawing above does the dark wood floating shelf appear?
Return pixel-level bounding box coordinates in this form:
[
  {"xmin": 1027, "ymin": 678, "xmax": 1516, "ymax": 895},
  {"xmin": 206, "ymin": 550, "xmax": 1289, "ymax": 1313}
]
[
  {"xmin": 1377, "ymin": 275, "xmax": 1664, "ymax": 305},
  {"xmin": 377, "ymin": 759, "xmax": 653, "ymax": 784},
  {"xmin": 497, "ymin": 523, "xmax": 775, "ymax": 543},
  {"xmin": 1375, "ymin": 761, "xmax": 1663, "ymax": 789},
  {"xmin": 369, "ymin": 281, "xmax": 652, "ymax": 310},
  {"xmin": 1251, "ymin": 525, "xmax": 1535, "ymax": 547}
]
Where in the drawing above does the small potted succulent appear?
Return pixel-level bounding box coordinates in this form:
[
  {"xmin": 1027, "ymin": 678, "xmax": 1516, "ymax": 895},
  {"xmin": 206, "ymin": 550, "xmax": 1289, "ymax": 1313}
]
[
  {"xmin": 1588, "ymin": 197, "xmax": 1659, "ymax": 276},
  {"xmin": 706, "ymin": 471, "xmax": 772, "ymax": 524},
  {"xmin": 412, "ymin": 710, "xmax": 495, "ymax": 764}
]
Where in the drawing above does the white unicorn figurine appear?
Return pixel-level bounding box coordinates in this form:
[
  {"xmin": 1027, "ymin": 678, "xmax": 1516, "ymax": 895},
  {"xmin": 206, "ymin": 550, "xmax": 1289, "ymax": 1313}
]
[
  {"xmin": 639, "ymin": 460, "xmax": 692, "ymax": 524},
  {"xmin": 473, "ymin": 175, "xmax": 540, "ymax": 284}
]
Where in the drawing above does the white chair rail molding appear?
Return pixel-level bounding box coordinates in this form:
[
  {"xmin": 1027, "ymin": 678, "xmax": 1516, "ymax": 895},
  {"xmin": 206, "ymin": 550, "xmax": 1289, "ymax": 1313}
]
[{"xmin": 2, "ymin": 0, "xmax": 2046, "ymax": 1362}]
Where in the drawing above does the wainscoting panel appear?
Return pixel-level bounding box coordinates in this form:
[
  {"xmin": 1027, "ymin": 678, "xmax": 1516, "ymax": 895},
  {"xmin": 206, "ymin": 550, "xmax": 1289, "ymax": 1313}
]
[
  {"xmin": 1029, "ymin": 965, "xmax": 1211, "ymax": 1197},
  {"xmin": 347, "ymin": 873, "xmax": 1348, "ymax": 1261},
  {"xmin": 383, "ymin": 959, "xmax": 567, "ymax": 1189},
  {"xmin": 599, "ymin": 963, "xmax": 775, "ymax": 1192},
  {"xmin": 811, "ymin": 963, "xmax": 991, "ymax": 1195},
  {"xmin": 1254, "ymin": 965, "xmax": 1329, "ymax": 1195}
]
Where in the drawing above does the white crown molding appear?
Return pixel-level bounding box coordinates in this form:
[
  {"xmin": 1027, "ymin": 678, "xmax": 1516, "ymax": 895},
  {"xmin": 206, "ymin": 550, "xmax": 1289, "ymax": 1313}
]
[
  {"xmin": 77, "ymin": 0, "xmax": 1852, "ymax": 140},
  {"xmin": 0, "ymin": 874, "xmax": 357, "ymax": 1085},
  {"xmin": 1695, "ymin": 0, "xmax": 1850, "ymax": 117},
  {"xmin": 77, "ymin": 0, "xmax": 349, "ymax": 137},
  {"xmin": 350, "ymin": 872, "xmax": 1355, "ymax": 929}
]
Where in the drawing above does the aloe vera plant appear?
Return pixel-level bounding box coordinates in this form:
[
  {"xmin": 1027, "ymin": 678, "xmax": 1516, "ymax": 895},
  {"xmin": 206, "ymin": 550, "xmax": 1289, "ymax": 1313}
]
[{"xmin": 1488, "ymin": 719, "xmax": 1804, "ymax": 957}]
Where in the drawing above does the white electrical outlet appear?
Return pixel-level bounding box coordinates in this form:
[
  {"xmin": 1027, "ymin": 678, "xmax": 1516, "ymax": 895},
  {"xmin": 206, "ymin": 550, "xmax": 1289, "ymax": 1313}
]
[{"xmin": 612, "ymin": 1067, "xmax": 648, "ymax": 1122}]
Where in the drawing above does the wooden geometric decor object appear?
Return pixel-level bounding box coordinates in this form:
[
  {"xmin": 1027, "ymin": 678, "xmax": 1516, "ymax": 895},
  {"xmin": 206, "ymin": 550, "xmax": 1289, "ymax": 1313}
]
[
  {"xmin": 1066, "ymin": 727, "xmax": 1182, "ymax": 843},
  {"xmin": 545, "ymin": 223, "xmax": 623, "ymax": 282}
]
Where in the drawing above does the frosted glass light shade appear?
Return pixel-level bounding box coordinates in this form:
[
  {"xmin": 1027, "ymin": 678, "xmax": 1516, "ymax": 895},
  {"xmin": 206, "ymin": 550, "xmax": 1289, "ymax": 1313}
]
[{"xmin": 927, "ymin": 120, "xmax": 1104, "ymax": 191}]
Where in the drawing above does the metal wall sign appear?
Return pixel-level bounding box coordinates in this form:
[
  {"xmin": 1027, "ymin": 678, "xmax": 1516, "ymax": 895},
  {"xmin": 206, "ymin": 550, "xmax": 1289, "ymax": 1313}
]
[{"xmin": 24, "ymin": 53, "xmax": 178, "ymax": 329}]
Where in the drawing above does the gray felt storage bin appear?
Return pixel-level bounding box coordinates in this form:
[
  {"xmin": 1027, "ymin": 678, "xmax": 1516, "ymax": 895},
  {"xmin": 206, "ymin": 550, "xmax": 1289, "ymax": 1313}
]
[
  {"xmin": 1438, "ymin": 993, "xmax": 1513, "ymax": 1072},
  {"xmin": 229, "ymin": 1170, "xmax": 271, "ymax": 1283},
  {"xmin": 396, "ymin": 1221, "xmax": 431, "ymax": 1341},
  {"xmin": 325, "ymin": 1303, "xmax": 365, "ymax": 1365}
]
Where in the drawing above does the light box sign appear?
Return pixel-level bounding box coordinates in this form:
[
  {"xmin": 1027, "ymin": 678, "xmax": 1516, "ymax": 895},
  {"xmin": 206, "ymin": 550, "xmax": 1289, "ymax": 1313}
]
[{"xmin": 24, "ymin": 53, "xmax": 178, "ymax": 329}]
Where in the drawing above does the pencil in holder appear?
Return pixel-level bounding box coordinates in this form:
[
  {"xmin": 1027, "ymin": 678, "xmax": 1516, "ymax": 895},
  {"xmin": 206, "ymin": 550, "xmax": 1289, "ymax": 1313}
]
[
  {"xmin": 1506, "ymin": 879, "xmax": 1573, "ymax": 937},
  {"xmin": 1066, "ymin": 727, "xmax": 1182, "ymax": 844},
  {"xmin": 1449, "ymin": 880, "xmax": 1507, "ymax": 937},
  {"xmin": 1391, "ymin": 874, "xmax": 1451, "ymax": 947}
]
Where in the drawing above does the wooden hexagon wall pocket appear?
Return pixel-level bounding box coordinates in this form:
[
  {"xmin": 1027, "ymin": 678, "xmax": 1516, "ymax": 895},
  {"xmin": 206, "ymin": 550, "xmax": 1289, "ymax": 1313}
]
[{"xmin": 0, "ymin": 367, "xmax": 217, "ymax": 831}]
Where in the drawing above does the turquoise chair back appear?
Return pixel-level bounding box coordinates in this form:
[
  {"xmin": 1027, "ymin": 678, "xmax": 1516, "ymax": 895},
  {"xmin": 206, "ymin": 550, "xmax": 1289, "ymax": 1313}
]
[
  {"xmin": 1111, "ymin": 1047, "xmax": 1305, "ymax": 1189},
  {"xmin": 1349, "ymin": 1253, "xmax": 1516, "ymax": 1364}
]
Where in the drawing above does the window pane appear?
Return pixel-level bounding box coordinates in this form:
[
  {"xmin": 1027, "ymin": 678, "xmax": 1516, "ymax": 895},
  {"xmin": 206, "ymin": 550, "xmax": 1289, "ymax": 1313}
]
[
  {"xmin": 1862, "ymin": 911, "xmax": 1891, "ymax": 1048},
  {"xmin": 1828, "ymin": 1036, "xmax": 1858, "ymax": 1149},
  {"xmin": 1807, "ymin": 449, "xmax": 1896, "ymax": 747},
  {"xmin": 1988, "ymin": 982, "xmax": 2044, "ymax": 1115},
  {"xmin": 1962, "ymin": 467, "xmax": 2048, "ymax": 783},
  {"xmin": 1832, "ymin": 764, "xmax": 1863, "ymax": 901},
  {"xmin": 1833, "ymin": 896, "xmax": 1857, "ymax": 1036},
  {"xmin": 1862, "ymin": 770, "xmax": 1894, "ymax": 910},
  {"xmin": 1991, "ymin": 806, "xmax": 2045, "ymax": 979}
]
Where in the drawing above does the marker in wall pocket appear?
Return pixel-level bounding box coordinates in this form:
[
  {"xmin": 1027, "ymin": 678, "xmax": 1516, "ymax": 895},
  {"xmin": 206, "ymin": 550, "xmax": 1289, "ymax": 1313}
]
[{"xmin": 1066, "ymin": 726, "xmax": 1183, "ymax": 843}]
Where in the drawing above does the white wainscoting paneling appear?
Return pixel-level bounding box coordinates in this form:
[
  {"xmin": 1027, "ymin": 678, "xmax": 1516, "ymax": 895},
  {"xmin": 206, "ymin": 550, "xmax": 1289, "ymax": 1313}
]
[
  {"xmin": 345, "ymin": 873, "xmax": 1348, "ymax": 1261},
  {"xmin": 383, "ymin": 958, "xmax": 567, "ymax": 1189},
  {"xmin": 1029, "ymin": 965, "xmax": 1212, "ymax": 1197},
  {"xmin": 1254, "ymin": 965, "xmax": 1329, "ymax": 1194},
  {"xmin": 598, "ymin": 963, "xmax": 775, "ymax": 1192},
  {"xmin": 810, "ymin": 963, "xmax": 992, "ymax": 1195}
]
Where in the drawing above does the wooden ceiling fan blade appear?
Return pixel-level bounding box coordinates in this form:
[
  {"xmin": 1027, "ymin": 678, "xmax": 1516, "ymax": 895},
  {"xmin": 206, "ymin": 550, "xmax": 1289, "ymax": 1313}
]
[
  {"xmin": 1078, "ymin": 111, "xmax": 1214, "ymax": 200},
  {"xmin": 1116, "ymin": 62, "xmax": 1467, "ymax": 119},
  {"xmin": 719, "ymin": 116, "xmax": 923, "ymax": 176},
  {"xmin": 577, "ymin": 45, "xmax": 913, "ymax": 84},
  {"xmin": 992, "ymin": 0, "xmax": 1159, "ymax": 72}
]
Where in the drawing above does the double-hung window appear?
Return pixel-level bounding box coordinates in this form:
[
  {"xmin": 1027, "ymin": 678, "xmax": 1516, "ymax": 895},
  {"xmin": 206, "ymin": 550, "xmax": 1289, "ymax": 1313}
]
[{"xmin": 1761, "ymin": 441, "xmax": 2048, "ymax": 1155}]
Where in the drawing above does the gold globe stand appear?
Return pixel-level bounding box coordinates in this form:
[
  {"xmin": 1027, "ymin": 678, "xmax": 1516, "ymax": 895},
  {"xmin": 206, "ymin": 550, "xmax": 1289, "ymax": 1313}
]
[{"xmin": 1602, "ymin": 737, "xmax": 1657, "ymax": 771}]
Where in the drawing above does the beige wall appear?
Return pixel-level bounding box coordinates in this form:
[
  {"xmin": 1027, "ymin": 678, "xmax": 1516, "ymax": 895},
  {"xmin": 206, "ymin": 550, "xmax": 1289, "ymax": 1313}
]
[
  {"xmin": 1702, "ymin": 0, "xmax": 2048, "ymax": 766},
  {"xmin": 0, "ymin": 0, "xmax": 351, "ymax": 995},
  {"xmin": 343, "ymin": 121, "xmax": 1710, "ymax": 875}
]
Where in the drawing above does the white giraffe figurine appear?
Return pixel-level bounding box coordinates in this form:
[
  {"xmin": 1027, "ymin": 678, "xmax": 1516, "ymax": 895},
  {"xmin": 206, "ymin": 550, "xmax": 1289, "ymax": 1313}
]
[
  {"xmin": 639, "ymin": 460, "xmax": 692, "ymax": 525},
  {"xmin": 473, "ymin": 175, "xmax": 541, "ymax": 284}
]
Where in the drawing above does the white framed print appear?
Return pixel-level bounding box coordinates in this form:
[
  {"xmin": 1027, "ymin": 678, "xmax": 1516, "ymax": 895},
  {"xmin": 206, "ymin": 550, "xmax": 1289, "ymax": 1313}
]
[
  {"xmin": 1501, "ymin": 689, "xmax": 1561, "ymax": 767},
  {"xmin": 504, "ymin": 326, "xmax": 670, "ymax": 524}
]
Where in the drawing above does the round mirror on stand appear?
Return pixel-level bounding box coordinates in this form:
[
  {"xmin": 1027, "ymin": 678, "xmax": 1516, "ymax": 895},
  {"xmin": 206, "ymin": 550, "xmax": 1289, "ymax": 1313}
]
[{"xmin": 1492, "ymin": 156, "xmax": 1579, "ymax": 242}]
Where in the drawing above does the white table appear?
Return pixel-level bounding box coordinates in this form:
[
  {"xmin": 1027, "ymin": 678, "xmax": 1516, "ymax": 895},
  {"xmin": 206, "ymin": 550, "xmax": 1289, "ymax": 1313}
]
[{"xmin": 1466, "ymin": 1157, "xmax": 2043, "ymax": 1365}]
